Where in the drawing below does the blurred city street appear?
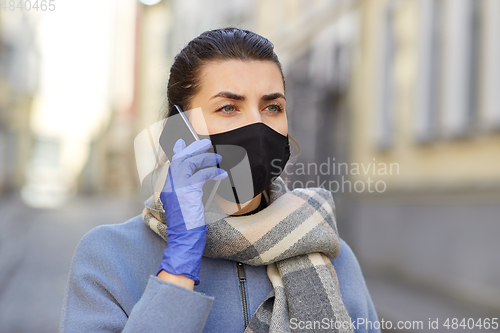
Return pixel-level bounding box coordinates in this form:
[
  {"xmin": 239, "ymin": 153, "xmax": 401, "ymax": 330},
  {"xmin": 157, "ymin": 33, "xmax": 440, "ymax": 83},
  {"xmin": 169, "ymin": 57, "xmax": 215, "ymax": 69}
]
[
  {"xmin": 1, "ymin": 0, "xmax": 500, "ymax": 332},
  {"xmin": 0, "ymin": 194, "xmax": 143, "ymax": 333}
]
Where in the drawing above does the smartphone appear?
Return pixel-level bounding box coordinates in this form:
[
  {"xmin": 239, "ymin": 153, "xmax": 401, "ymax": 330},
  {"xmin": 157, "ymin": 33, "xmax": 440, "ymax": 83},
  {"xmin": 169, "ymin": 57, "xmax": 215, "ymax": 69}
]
[{"xmin": 159, "ymin": 105, "xmax": 220, "ymax": 209}]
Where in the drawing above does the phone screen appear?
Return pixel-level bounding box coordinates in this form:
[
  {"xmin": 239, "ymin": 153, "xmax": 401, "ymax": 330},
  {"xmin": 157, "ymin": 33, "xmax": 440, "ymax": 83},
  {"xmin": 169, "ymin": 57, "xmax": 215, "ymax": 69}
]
[
  {"xmin": 159, "ymin": 105, "xmax": 199, "ymax": 161},
  {"xmin": 159, "ymin": 105, "xmax": 219, "ymax": 209}
]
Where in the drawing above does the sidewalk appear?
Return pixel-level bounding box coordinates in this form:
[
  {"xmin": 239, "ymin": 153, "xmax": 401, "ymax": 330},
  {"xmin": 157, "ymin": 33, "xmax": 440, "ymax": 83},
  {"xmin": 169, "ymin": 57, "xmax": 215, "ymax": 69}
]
[
  {"xmin": 365, "ymin": 275, "xmax": 500, "ymax": 333},
  {"xmin": 0, "ymin": 193, "xmax": 144, "ymax": 333}
]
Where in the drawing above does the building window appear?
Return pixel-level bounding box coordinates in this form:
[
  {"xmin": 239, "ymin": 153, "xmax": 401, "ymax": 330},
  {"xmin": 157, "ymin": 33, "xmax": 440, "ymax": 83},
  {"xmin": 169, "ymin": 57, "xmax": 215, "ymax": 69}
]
[
  {"xmin": 415, "ymin": 0, "xmax": 441, "ymax": 143},
  {"xmin": 440, "ymin": 0, "xmax": 481, "ymax": 138},
  {"xmin": 481, "ymin": 0, "xmax": 500, "ymax": 130},
  {"xmin": 375, "ymin": 1, "xmax": 396, "ymax": 150}
]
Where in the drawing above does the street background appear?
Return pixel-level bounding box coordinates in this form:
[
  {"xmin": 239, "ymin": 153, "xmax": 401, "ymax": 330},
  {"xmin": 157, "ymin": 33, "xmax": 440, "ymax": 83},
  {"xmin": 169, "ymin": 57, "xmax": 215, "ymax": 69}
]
[{"xmin": 1, "ymin": 0, "xmax": 499, "ymax": 332}]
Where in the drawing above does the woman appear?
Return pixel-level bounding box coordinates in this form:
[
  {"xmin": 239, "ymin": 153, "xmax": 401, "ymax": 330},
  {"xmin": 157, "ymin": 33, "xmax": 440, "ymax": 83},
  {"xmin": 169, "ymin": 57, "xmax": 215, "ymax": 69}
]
[{"xmin": 60, "ymin": 27, "xmax": 380, "ymax": 333}]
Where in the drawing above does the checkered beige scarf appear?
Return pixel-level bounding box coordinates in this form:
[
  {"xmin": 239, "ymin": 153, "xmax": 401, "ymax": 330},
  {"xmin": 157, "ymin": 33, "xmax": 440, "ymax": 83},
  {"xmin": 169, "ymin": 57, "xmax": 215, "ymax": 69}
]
[{"xmin": 142, "ymin": 161, "xmax": 353, "ymax": 333}]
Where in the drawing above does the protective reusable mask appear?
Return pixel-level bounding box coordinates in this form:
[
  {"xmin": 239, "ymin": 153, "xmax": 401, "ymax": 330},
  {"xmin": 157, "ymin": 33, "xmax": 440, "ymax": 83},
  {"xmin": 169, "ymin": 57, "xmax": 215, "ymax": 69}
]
[{"xmin": 199, "ymin": 122, "xmax": 290, "ymax": 205}]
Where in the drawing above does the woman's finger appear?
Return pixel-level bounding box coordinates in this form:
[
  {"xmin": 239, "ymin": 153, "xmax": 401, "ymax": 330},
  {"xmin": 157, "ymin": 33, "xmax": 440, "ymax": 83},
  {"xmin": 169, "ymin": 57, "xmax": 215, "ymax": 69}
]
[
  {"xmin": 182, "ymin": 153, "xmax": 223, "ymax": 174},
  {"xmin": 172, "ymin": 138, "xmax": 186, "ymax": 155},
  {"xmin": 189, "ymin": 167, "xmax": 228, "ymax": 186},
  {"xmin": 172, "ymin": 139, "xmax": 212, "ymax": 162}
]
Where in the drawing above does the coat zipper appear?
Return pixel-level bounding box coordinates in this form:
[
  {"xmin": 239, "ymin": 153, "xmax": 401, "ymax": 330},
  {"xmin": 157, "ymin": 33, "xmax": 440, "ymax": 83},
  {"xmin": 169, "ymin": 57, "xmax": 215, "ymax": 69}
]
[{"xmin": 237, "ymin": 261, "xmax": 249, "ymax": 328}]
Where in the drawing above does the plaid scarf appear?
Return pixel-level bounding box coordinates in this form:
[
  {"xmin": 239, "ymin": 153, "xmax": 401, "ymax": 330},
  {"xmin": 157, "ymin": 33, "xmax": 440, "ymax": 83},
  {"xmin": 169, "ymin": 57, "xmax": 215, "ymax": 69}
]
[{"xmin": 142, "ymin": 163, "xmax": 353, "ymax": 333}]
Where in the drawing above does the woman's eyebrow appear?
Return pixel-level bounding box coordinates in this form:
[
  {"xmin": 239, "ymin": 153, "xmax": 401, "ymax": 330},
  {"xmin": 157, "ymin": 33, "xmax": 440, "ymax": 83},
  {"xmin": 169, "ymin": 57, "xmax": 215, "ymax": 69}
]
[
  {"xmin": 210, "ymin": 91, "xmax": 245, "ymax": 100},
  {"xmin": 210, "ymin": 91, "xmax": 286, "ymax": 101},
  {"xmin": 262, "ymin": 92, "xmax": 286, "ymax": 101}
]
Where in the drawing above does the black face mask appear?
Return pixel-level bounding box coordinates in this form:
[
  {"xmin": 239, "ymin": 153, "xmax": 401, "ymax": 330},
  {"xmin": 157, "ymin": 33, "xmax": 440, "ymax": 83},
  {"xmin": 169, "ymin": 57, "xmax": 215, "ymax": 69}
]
[{"xmin": 199, "ymin": 122, "xmax": 290, "ymax": 204}]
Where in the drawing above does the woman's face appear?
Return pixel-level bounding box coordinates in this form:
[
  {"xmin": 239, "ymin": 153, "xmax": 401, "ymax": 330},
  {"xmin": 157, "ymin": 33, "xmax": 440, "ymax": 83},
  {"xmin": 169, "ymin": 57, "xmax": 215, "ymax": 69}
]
[{"xmin": 188, "ymin": 60, "xmax": 287, "ymax": 136}]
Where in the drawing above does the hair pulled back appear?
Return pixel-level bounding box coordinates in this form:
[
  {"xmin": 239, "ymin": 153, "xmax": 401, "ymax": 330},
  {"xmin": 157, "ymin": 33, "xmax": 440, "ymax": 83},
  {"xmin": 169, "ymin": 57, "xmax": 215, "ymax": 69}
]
[{"xmin": 165, "ymin": 27, "xmax": 285, "ymax": 117}]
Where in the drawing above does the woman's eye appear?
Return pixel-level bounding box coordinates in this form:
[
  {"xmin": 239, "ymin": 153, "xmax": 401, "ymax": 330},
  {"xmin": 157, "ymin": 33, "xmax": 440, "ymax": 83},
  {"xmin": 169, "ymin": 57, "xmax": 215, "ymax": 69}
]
[
  {"xmin": 266, "ymin": 104, "xmax": 283, "ymax": 113},
  {"xmin": 217, "ymin": 105, "xmax": 236, "ymax": 114}
]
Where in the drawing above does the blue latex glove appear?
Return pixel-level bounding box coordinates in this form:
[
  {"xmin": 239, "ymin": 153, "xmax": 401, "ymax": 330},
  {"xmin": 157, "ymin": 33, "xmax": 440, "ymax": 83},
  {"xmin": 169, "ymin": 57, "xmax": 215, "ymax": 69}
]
[{"xmin": 158, "ymin": 138, "xmax": 227, "ymax": 285}]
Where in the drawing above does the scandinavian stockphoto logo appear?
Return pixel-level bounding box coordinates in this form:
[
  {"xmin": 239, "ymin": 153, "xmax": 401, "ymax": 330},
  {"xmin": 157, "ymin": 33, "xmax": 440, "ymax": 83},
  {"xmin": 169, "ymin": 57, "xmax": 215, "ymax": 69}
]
[{"xmin": 271, "ymin": 157, "xmax": 399, "ymax": 193}]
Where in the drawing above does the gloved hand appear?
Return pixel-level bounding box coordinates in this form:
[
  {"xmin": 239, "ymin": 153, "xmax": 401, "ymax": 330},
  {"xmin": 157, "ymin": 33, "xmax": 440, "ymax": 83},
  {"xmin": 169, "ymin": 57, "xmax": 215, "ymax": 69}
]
[{"xmin": 158, "ymin": 138, "xmax": 227, "ymax": 285}]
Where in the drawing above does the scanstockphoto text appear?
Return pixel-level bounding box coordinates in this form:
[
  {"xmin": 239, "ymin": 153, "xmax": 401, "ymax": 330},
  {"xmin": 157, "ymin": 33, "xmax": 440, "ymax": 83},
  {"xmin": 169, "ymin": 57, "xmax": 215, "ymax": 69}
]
[
  {"xmin": 289, "ymin": 317, "xmax": 499, "ymax": 331},
  {"xmin": 271, "ymin": 157, "xmax": 400, "ymax": 194}
]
